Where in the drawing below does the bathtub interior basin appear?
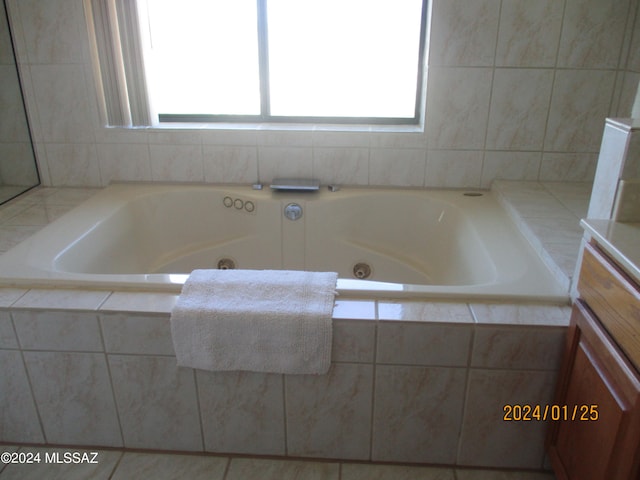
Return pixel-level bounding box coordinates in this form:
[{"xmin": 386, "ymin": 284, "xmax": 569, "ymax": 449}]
[{"xmin": 0, "ymin": 183, "xmax": 568, "ymax": 301}]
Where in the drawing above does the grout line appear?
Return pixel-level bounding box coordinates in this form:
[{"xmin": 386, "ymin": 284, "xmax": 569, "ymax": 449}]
[
  {"xmin": 539, "ymin": 0, "xmax": 569, "ymax": 173},
  {"xmin": 9, "ymin": 310, "xmax": 47, "ymax": 445},
  {"xmin": 367, "ymin": 300, "xmax": 380, "ymax": 462},
  {"xmin": 282, "ymin": 374, "xmax": 289, "ymax": 457},
  {"xmin": 192, "ymin": 369, "xmax": 206, "ymax": 452},
  {"xmin": 103, "ymin": 351, "xmax": 126, "ymax": 448},
  {"xmin": 106, "ymin": 450, "xmax": 126, "ymax": 480},
  {"xmin": 97, "ymin": 316, "xmax": 127, "ymax": 449},
  {"xmin": 220, "ymin": 456, "xmax": 232, "ymax": 480},
  {"xmin": 453, "ymin": 304, "xmax": 476, "ymax": 466},
  {"xmin": 368, "ymin": 320, "xmax": 378, "ymax": 462},
  {"xmin": 95, "ymin": 292, "xmax": 114, "ymax": 312}
]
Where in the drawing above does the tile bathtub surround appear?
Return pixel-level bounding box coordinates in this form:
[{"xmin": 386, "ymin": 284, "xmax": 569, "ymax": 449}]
[
  {"xmin": 0, "ymin": 180, "xmax": 589, "ymax": 306},
  {"xmin": 0, "ymin": 187, "xmax": 100, "ymax": 254},
  {"xmin": 0, "ymin": 176, "xmax": 588, "ymax": 290},
  {"xmin": 493, "ymin": 180, "xmax": 592, "ymax": 287},
  {"xmin": 0, "ymin": 186, "xmax": 573, "ymax": 469},
  {"xmin": 0, "ymin": 299, "xmax": 570, "ymax": 470}
]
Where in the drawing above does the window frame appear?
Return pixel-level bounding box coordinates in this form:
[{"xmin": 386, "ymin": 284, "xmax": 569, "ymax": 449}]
[
  {"xmin": 87, "ymin": 0, "xmax": 429, "ymax": 128},
  {"xmin": 152, "ymin": 0, "xmax": 429, "ymax": 126}
]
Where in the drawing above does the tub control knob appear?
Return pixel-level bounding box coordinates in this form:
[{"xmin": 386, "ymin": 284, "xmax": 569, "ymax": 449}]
[{"xmin": 284, "ymin": 203, "xmax": 303, "ymax": 221}]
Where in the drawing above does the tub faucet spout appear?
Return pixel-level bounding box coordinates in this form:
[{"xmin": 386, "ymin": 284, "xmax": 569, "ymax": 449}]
[{"xmin": 270, "ymin": 178, "xmax": 320, "ymax": 192}]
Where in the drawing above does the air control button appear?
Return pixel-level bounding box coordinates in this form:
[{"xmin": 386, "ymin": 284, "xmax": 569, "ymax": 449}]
[
  {"xmin": 234, "ymin": 199, "xmax": 244, "ymax": 210},
  {"xmin": 223, "ymin": 196, "xmax": 233, "ymax": 208},
  {"xmin": 244, "ymin": 201, "xmax": 255, "ymax": 213}
]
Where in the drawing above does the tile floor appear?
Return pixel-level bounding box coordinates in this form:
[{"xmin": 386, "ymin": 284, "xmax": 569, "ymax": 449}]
[{"xmin": 0, "ymin": 446, "xmax": 556, "ymax": 479}]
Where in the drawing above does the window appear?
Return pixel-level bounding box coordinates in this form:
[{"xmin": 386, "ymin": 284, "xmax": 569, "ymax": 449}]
[{"xmin": 88, "ymin": 0, "xmax": 428, "ymax": 127}]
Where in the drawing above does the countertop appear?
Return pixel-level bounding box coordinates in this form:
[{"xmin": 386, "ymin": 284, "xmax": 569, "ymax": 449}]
[{"xmin": 581, "ymin": 219, "xmax": 640, "ymax": 284}]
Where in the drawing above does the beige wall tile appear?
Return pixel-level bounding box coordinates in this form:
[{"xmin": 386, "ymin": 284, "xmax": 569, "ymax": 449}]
[
  {"xmin": 377, "ymin": 322, "xmax": 472, "ymax": 367},
  {"xmin": 100, "ymin": 313, "xmax": 174, "ymax": 355},
  {"xmin": 197, "ymin": 370, "xmax": 285, "ymax": 455},
  {"xmin": 471, "ymin": 326, "xmax": 566, "ymax": 370},
  {"xmin": 13, "ymin": 310, "xmax": 102, "ymax": 351},
  {"xmin": 457, "ymin": 369, "xmax": 556, "ymax": 468},
  {"xmin": 0, "ymin": 350, "xmax": 43, "ymax": 443},
  {"xmin": 426, "ymin": 68, "xmax": 492, "ymax": 149},
  {"xmin": 495, "ymin": 0, "xmax": 563, "ymax": 67},
  {"xmin": 429, "ymin": 0, "xmax": 500, "ymax": 66},
  {"xmin": 557, "ymin": 0, "xmax": 631, "ymax": 68},
  {"xmin": 372, "ymin": 365, "xmax": 466, "ymax": 464},
  {"xmin": 24, "ymin": 351, "xmax": 122, "ymax": 446},
  {"xmin": 544, "ymin": 70, "xmax": 616, "ymax": 153},
  {"xmin": 285, "ymin": 363, "xmax": 373, "ymax": 460},
  {"xmin": 108, "ymin": 355, "xmax": 201, "ymax": 451},
  {"xmin": 486, "ymin": 69, "xmax": 553, "ymax": 150}
]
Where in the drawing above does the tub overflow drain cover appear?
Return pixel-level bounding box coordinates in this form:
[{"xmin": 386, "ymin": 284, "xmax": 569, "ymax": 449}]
[{"xmin": 284, "ymin": 203, "xmax": 303, "ymax": 221}]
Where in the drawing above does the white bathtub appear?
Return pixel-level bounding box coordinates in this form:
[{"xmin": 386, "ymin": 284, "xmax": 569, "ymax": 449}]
[{"xmin": 0, "ymin": 183, "xmax": 567, "ymax": 301}]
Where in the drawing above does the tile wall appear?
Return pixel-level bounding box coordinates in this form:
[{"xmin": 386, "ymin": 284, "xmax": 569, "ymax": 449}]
[
  {"xmin": 4, "ymin": 0, "xmax": 640, "ymax": 189},
  {"xmin": 0, "ymin": 291, "xmax": 571, "ymax": 470}
]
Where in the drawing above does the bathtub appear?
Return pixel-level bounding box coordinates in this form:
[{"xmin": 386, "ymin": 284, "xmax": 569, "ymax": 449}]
[{"xmin": 0, "ymin": 183, "xmax": 567, "ymax": 301}]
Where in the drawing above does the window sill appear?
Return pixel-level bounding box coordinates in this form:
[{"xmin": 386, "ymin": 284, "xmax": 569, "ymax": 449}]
[{"xmin": 111, "ymin": 122, "xmax": 424, "ymax": 135}]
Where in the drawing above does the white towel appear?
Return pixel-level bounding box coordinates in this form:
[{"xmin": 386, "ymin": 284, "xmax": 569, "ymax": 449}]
[{"xmin": 170, "ymin": 269, "xmax": 338, "ymax": 375}]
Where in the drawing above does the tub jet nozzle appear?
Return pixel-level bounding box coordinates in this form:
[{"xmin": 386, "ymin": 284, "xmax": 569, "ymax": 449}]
[
  {"xmin": 217, "ymin": 258, "xmax": 236, "ymax": 270},
  {"xmin": 353, "ymin": 263, "xmax": 372, "ymax": 279}
]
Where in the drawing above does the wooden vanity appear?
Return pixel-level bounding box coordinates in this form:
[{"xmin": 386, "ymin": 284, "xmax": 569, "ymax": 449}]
[{"xmin": 547, "ymin": 233, "xmax": 640, "ymax": 480}]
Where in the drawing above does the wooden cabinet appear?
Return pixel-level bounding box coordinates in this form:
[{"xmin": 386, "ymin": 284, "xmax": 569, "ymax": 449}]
[
  {"xmin": 579, "ymin": 243, "xmax": 640, "ymax": 369},
  {"xmin": 547, "ymin": 242, "xmax": 640, "ymax": 480}
]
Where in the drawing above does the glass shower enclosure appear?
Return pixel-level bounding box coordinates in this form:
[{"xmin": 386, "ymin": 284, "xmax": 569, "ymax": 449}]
[{"xmin": 0, "ymin": 0, "xmax": 40, "ymax": 204}]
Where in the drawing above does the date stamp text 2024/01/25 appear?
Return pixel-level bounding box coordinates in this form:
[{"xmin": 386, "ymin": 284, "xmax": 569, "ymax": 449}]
[{"xmin": 503, "ymin": 404, "xmax": 600, "ymax": 422}]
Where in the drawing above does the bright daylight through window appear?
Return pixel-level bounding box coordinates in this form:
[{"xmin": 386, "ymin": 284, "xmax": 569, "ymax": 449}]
[{"xmin": 137, "ymin": 0, "xmax": 427, "ymax": 125}]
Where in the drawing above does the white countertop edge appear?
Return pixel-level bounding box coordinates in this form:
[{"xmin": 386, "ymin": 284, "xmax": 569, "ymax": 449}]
[{"xmin": 580, "ymin": 219, "xmax": 640, "ymax": 284}]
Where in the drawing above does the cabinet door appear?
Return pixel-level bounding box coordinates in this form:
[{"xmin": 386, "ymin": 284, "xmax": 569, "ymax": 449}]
[{"xmin": 547, "ymin": 301, "xmax": 640, "ymax": 480}]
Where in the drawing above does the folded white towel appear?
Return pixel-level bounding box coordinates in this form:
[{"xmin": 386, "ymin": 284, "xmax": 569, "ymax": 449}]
[{"xmin": 170, "ymin": 269, "xmax": 338, "ymax": 375}]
